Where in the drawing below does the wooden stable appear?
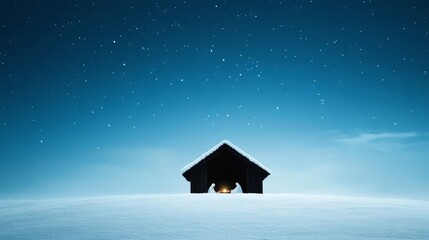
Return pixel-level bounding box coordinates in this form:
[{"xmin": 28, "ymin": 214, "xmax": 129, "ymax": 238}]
[{"xmin": 181, "ymin": 140, "xmax": 271, "ymax": 193}]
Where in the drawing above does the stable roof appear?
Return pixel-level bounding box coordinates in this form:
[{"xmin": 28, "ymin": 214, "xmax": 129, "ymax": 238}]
[{"xmin": 180, "ymin": 140, "xmax": 272, "ymax": 174}]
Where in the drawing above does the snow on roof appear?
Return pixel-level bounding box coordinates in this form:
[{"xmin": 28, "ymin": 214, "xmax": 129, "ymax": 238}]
[{"xmin": 180, "ymin": 140, "xmax": 272, "ymax": 174}]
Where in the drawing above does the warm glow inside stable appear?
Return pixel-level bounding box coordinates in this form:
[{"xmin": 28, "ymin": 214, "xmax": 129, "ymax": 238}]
[{"xmin": 219, "ymin": 187, "xmax": 230, "ymax": 193}]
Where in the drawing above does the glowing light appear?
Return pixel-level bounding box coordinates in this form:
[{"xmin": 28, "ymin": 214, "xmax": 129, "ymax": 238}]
[{"xmin": 219, "ymin": 187, "xmax": 230, "ymax": 193}]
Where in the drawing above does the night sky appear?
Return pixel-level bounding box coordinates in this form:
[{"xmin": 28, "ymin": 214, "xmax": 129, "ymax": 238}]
[{"xmin": 1, "ymin": 1, "xmax": 429, "ymax": 199}]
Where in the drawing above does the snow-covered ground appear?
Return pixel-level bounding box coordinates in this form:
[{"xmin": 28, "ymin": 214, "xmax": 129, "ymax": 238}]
[{"xmin": 1, "ymin": 194, "xmax": 428, "ymax": 239}]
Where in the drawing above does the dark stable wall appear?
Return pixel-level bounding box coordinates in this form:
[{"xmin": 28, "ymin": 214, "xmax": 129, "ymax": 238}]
[
  {"xmin": 207, "ymin": 149, "xmax": 247, "ymax": 192},
  {"xmin": 186, "ymin": 146, "xmax": 267, "ymax": 193}
]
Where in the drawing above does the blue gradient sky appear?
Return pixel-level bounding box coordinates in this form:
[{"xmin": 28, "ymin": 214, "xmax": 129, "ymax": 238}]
[{"xmin": 1, "ymin": 1, "xmax": 428, "ymax": 199}]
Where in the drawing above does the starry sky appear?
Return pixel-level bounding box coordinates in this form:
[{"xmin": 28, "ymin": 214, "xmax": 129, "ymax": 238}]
[{"xmin": 1, "ymin": 0, "xmax": 429, "ymax": 199}]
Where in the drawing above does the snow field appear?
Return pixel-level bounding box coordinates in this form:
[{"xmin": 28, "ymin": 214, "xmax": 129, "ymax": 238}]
[{"xmin": 1, "ymin": 194, "xmax": 428, "ymax": 240}]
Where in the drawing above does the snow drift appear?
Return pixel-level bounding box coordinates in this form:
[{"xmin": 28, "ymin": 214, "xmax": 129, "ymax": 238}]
[{"xmin": 1, "ymin": 194, "xmax": 428, "ymax": 239}]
